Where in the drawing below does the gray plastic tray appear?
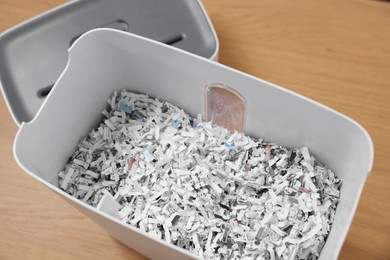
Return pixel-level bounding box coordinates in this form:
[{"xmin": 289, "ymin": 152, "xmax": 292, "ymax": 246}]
[{"xmin": 0, "ymin": 0, "xmax": 218, "ymax": 125}]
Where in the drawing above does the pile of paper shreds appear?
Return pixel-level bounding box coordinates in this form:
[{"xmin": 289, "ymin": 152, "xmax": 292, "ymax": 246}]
[{"xmin": 58, "ymin": 90, "xmax": 342, "ymax": 260}]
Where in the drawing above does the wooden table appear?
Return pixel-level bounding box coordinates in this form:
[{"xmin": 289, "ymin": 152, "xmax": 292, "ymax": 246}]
[{"xmin": 1, "ymin": 0, "xmax": 389, "ymax": 259}]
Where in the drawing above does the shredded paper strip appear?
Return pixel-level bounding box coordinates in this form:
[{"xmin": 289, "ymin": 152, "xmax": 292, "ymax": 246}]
[{"xmin": 58, "ymin": 90, "xmax": 342, "ymax": 260}]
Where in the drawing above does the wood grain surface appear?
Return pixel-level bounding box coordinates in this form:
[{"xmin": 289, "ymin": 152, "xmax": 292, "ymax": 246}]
[{"xmin": 1, "ymin": 0, "xmax": 389, "ymax": 259}]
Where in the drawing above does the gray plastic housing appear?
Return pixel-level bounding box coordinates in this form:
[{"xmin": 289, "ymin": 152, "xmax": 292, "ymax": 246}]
[{"xmin": 0, "ymin": 0, "xmax": 218, "ymax": 125}]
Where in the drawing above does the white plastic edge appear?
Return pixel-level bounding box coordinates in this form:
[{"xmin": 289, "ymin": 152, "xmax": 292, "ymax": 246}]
[{"xmin": 197, "ymin": 0, "xmax": 220, "ymax": 61}]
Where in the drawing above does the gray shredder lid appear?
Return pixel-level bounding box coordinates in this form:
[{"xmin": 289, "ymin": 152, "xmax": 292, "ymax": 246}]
[{"xmin": 0, "ymin": 0, "xmax": 218, "ymax": 125}]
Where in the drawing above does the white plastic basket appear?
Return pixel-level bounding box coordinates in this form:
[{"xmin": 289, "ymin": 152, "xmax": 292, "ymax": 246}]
[{"xmin": 13, "ymin": 29, "xmax": 373, "ymax": 260}]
